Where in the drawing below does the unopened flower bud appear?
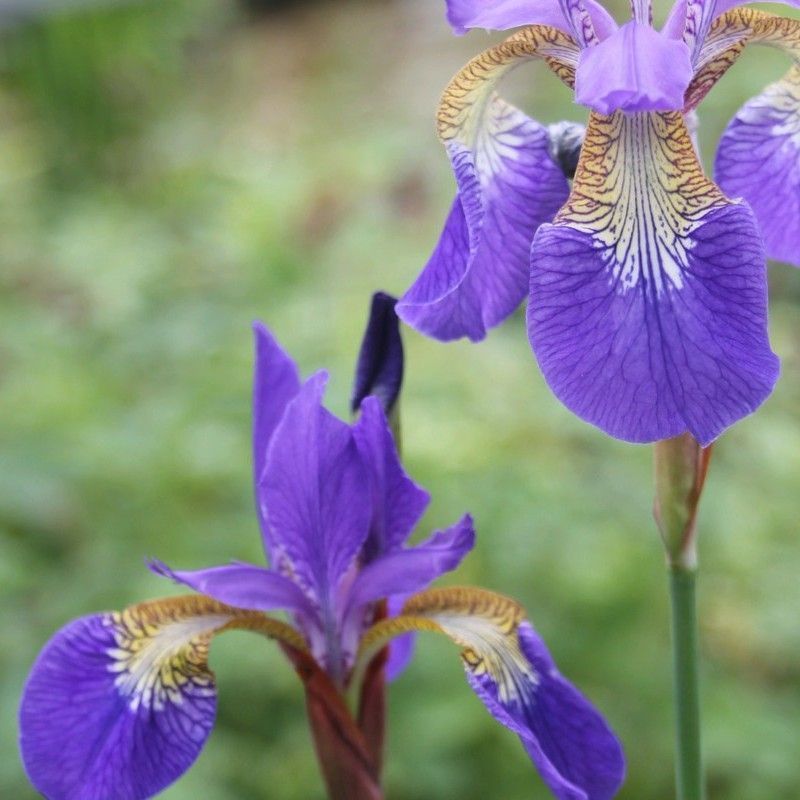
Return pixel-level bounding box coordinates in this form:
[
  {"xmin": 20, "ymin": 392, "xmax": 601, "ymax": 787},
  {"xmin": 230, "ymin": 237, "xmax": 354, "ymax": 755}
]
[{"xmin": 351, "ymin": 292, "xmax": 404, "ymax": 421}]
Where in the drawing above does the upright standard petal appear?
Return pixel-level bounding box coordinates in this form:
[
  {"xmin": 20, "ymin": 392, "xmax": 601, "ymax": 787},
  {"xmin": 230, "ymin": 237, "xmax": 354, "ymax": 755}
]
[
  {"xmin": 360, "ymin": 587, "xmax": 625, "ymax": 800},
  {"xmin": 260, "ymin": 373, "xmax": 371, "ymax": 611},
  {"xmin": 252, "ymin": 322, "xmax": 301, "ymax": 548},
  {"xmin": 712, "ymin": 0, "xmax": 800, "ymax": 22},
  {"xmin": 352, "ymin": 396, "xmax": 430, "ymax": 560},
  {"xmin": 575, "ymin": 22, "xmax": 693, "ymax": 113},
  {"xmin": 711, "ymin": 10, "xmax": 800, "ymax": 266},
  {"xmin": 667, "ymin": 0, "xmax": 800, "ymax": 60},
  {"xmin": 19, "ymin": 596, "xmax": 303, "ymax": 800},
  {"xmin": 397, "ymin": 26, "xmax": 578, "ymax": 342},
  {"xmin": 444, "ymin": 0, "xmax": 618, "ymax": 39},
  {"xmin": 351, "ymin": 292, "xmax": 404, "ymax": 417},
  {"xmin": 528, "ymin": 111, "xmax": 779, "ymax": 445}
]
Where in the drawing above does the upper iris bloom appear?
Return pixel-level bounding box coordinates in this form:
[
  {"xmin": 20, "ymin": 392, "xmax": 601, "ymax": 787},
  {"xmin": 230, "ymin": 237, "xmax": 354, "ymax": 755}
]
[
  {"xmin": 19, "ymin": 301, "xmax": 624, "ymax": 800},
  {"xmin": 398, "ymin": 0, "xmax": 800, "ymax": 445}
]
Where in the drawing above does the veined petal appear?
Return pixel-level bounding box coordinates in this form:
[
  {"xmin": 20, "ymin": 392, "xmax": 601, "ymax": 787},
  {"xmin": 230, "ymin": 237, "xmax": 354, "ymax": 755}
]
[
  {"xmin": 346, "ymin": 515, "xmax": 476, "ymax": 610},
  {"xmin": 397, "ymin": 26, "xmax": 578, "ymax": 342},
  {"xmin": 717, "ymin": 66, "xmax": 800, "ymax": 265},
  {"xmin": 150, "ymin": 560, "xmax": 318, "ymax": 618},
  {"xmin": 360, "ymin": 587, "xmax": 625, "ymax": 800},
  {"xmin": 575, "ymin": 22, "xmax": 693, "ymax": 113},
  {"xmin": 260, "ymin": 373, "xmax": 371, "ymax": 611},
  {"xmin": 709, "ymin": 9, "xmax": 800, "ymax": 266},
  {"xmin": 683, "ymin": 15, "xmax": 750, "ymax": 111},
  {"xmin": 252, "ymin": 322, "xmax": 301, "ymax": 549},
  {"xmin": 19, "ymin": 596, "xmax": 303, "ymax": 800},
  {"xmin": 528, "ymin": 111, "xmax": 779, "ymax": 445},
  {"xmin": 445, "ymin": 0, "xmax": 618, "ymax": 39},
  {"xmin": 667, "ymin": 0, "xmax": 800, "ymax": 58},
  {"xmin": 682, "ymin": 0, "xmax": 721, "ymax": 58},
  {"xmin": 352, "ymin": 396, "xmax": 430, "ymax": 560}
]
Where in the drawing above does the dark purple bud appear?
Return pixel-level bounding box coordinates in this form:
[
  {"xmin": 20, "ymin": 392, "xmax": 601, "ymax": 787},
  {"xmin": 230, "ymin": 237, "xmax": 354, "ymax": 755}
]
[
  {"xmin": 351, "ymin": 292, "xmax": 404, "ymax": 417},
  {"xmin": 547, "ymin": 121, "xmax": 586, "ymax": 180}
]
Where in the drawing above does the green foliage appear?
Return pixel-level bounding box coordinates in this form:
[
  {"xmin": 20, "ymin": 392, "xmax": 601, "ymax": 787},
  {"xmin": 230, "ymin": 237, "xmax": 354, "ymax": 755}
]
[{"xmin": 1, "ymin": 1, "xmax": 799, "ymax": 798}]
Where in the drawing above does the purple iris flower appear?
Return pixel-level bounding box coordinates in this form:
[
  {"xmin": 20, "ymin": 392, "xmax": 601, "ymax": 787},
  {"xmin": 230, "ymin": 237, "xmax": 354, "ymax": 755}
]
[
  {"xmin": 19, "ymin": 299, "xmax": 625, "ymax": 800},
  {"xmin": 399, "ymin": 0, "xmax": 800, "ymax": 446}
]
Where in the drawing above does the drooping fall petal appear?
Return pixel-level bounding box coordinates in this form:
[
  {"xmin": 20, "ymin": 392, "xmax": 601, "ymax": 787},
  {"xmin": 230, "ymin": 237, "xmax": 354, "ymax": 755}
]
[
  {"xmin": 397, "ymin": 26, "xmax": 578, "ymax": 341},
  {"xmin": 19, "ymin": 596, "xmax": 303, "ymax": 800},
  {"xmin": 528, "ymin": 111, "xmax": 779, "ymax": 445},
  {"xmin": 360, "ymin": 587, "xmax": 625, "ymax": 800},
  {"xmin": 714, "ymin": 15, "xmax": 800, "ymax": 266}
]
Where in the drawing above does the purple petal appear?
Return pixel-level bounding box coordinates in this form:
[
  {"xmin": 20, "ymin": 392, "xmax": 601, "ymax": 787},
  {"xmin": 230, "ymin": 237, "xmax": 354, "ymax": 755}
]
[
  {"xmin": 351, "ymin": 292, "xmax": 404, "ymax": 417},
  {"xmin": 444, "ymin": 0, "xmax": 618, "ymax": 38},
  {"xmin": 20, "ymin": 602, "xmax": 243, "ymax": 800},
  {"xmin": 678, "ymin": 0, "xmax": 718, "ymax": 57},
  {"xmin": 259, "ymin": 372, "xmax": 371, "ymax": 610},
  {"xmin": 468, "ymin": 623, "xmax": 625, "ymax": 800},
  {"xmin": 385, "ymin": 594, "xmax": 416, "ymax": 682},
  {"xmin": 715, "ymin": 68, "xmax": 800, "ymax": 266},
  {"xmin": 150, "ymin": 560, "xmax": 317, "ymax": 617},
  {"xmin": 575, "ymin": 22, "xmax": 693, "ymax": 113},
  {"xmin": 713, "ymin": 0, "xmax": 800, "ymax": 20},
  {"xmin": 664, "ymin": 0, "xmax": 800, "ymax": 58},
  {"xmin": 346, "ymin": 515, "xmax": 475, "ymax": 610},
  {"xmin": 662, "ymin": 0, "xmax": 687, "ymax": 39},
  {"xmin": 394, "ymin": 588, "xmax": 625, "ymax": 800},
  {"xmin": 352, "ymin": 396, "xmax": 430, "ymax": 560},
  {"xmin": 252, "ymin": 322, "xmax": 301, "ymax": 546},
  {"xmin": 528, "ymin": 111, "xmax": 779, "ymax": 445},
  {"xmin": 398, "ymin": 115, "xmax": 570, "ymax": 342}
]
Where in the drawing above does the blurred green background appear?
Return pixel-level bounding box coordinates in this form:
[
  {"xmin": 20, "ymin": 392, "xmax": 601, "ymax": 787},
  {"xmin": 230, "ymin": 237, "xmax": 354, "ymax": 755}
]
[{"xmin": 1, "ymin": 1, "xmax": 799, "ymax": 798}]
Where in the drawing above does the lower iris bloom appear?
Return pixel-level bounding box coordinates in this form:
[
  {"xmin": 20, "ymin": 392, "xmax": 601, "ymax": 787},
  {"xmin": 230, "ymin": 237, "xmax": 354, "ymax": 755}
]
[
  {"xmin": 398, "ymin": 0, "xmax": 800, "ymax": 446},
  {"xmin": 19, "ymin": 316, "xmax": 624, "ymax": 800}
]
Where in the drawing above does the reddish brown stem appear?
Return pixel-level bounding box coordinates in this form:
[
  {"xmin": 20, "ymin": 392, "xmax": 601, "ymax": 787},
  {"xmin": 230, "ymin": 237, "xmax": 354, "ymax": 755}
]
[
  {"xmin": 356, "ymin": 646, "xmax": 387, "ymax": 775},
  {"xmin": 283, "ymin": 646, "xmax": 383, "ymax": 800}
]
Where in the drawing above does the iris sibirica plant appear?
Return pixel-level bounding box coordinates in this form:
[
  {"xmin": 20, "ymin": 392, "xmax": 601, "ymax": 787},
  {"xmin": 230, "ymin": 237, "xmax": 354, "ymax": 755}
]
[
  {"xmin": 398, "ymin": 0, "xmax": 800, "ymax": 446},
  {"xmin": 19, "ymin": 295, "xmax": 625, "ymax": 800}
]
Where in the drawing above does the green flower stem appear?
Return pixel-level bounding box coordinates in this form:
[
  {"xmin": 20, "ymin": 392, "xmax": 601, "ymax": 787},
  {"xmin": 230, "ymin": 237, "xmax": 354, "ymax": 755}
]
[{"xmin": 668, "ymin": 564, "xmax": 705, "ymax": 800}]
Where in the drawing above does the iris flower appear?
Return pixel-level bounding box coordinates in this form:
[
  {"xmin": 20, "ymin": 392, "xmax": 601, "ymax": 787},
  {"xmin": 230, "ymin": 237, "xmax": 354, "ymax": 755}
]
[
  {"xmin": 19, "ymin": 296, "xmax": 624, "ymax": 800},
  {"xmin": 398, "ymin": 0, "xmax": 800, "ymax": 445}
]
